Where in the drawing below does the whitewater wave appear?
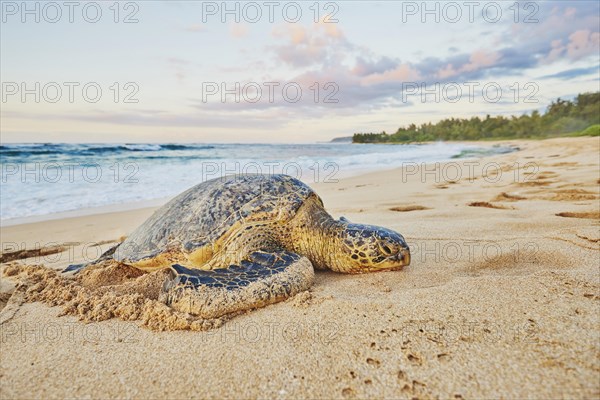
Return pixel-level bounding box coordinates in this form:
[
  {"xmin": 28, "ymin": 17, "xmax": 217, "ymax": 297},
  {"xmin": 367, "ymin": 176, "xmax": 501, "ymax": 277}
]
[{"xmin": 0, "ymin": 142, "xmax": 513, "ymax": 221}]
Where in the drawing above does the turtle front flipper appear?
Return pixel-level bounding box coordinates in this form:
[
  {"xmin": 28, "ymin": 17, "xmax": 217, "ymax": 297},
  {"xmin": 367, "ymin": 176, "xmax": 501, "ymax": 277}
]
[{"xmin": 160, "ymin": 250, "xmax": 314, "ymax": 319}]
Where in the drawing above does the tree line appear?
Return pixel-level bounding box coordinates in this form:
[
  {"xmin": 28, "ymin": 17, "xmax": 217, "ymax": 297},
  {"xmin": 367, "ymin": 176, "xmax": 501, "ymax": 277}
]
[{"xmin": 352, "ymin": 92, "xmax": 600, "ymax": 143}]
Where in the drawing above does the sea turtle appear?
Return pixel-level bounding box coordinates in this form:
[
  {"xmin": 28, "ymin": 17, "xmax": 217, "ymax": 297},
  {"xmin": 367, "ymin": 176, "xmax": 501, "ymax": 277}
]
[{"xmin": 68, "ymin": 174, "xmax": 410, "ymax": 319}]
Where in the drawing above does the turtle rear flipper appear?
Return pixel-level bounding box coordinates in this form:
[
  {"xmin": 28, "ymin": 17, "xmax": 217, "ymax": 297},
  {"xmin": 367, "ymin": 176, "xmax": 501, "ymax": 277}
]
[
  {"xmin": 161, "ymin": 250, "xmax": 314, "ymax": 319},
  {"xmin": 62, "ymin": 242, "xmax": 122, "ymax": 274},
  {"xmin": 62, "ymin": 263, "xmax": 88, "ymax": 273}
]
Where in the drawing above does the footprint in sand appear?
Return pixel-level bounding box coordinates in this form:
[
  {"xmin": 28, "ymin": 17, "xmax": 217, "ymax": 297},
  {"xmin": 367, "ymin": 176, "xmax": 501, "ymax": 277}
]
[
  {"xmin": 468, "ymin": 202, "xmax": 512, "ymax": 210},
  {"xmin": 0, "ymin": 244, "xmax": 71, "ymax": 263},
  {"xmin": 536, "ymin": 173, "xmax": 558, "ymax": 180},
  {"xmin": 434, "ymin": 181, "xmax": 458, "ymax": 188},
  {"xmin": 390, "ymin": 205, "xmax": 431, "ymax": 212},
  {"xmin": 556, "ymin": 211, "xmax": 600, "ymax": 220},
  {"xmin": 517, "ymin": 180, "xmax": 555, "ymax": 187},
  {"xmin": 516, "ymin": 171, "xmax": 558, "ymax": 187},
  {"xmin": 0, "ymin": 292, "xmax": 12, "ymax": 312},
  {"xmin": 550, "ymin": 189, "xmax": 598, "ymax": 201},
  {"xmin": 492, "ymin": 192, "xmax": 527, "ymax": 202},
  {"xmin": 549, "ymin": 226, "xmax": 600, "ymax": 250}
]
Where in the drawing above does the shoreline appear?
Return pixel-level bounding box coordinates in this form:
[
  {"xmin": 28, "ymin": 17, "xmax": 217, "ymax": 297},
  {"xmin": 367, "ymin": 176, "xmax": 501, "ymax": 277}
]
[
  {"xmin": 0, "ymin": 197, "xmax": 170, "ymax": 228},
  {"xmin": 0, "ymin": 139, "xmax": 519, "ymax": 227}
]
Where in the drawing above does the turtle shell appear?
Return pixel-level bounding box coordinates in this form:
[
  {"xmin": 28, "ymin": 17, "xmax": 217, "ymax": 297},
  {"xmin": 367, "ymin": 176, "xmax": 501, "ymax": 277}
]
[{"xmin": 113, "ymin": 174, "xmax": 318, "ymax": 264}]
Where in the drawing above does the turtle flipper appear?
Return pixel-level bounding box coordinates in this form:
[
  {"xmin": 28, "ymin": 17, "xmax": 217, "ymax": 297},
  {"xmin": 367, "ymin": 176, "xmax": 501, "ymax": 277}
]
[
  {"xmin": 62, "ymin": 242, "xmax": 122, "ymax": 274},
  {"xmin": 160, "ymin": 250, "xmax": 314, "ymax": 318},
  {"xmin": 62, "ymin": 263, "xmax": 88, "ymax": 273}
]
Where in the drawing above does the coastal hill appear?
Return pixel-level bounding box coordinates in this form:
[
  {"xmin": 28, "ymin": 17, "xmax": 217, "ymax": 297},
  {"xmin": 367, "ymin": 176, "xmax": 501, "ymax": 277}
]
[{"xmin": 329, "ymin": 136, "xmax": 353, "ymax": 143}]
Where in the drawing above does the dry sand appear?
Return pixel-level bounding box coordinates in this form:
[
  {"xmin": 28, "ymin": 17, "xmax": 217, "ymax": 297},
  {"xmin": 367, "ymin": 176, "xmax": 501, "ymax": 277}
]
[{"xmin": 1, "ymin": 137, "xmax": 599, "ymax": 399}]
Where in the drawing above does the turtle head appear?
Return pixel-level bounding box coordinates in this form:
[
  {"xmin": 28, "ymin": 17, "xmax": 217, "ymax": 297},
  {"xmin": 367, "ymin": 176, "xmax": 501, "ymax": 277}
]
[{"xmin": 331, "ymin": 217, "xmax": 410, "ymax": 273}]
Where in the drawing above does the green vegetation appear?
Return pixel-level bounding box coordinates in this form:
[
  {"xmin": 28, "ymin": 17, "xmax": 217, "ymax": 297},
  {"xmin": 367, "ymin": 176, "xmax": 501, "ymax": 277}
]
[
  {"xmin": 353, "ymin": 92, "xmax": 600, "ymax": 143},
  {"xmin": 576, "ymin": 124, "xmax": 600, "ymax": 137}
]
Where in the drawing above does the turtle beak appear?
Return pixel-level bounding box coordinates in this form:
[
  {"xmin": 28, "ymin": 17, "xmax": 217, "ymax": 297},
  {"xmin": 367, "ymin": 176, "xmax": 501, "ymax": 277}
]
[
  {"xmin": 386, "ymin": 248, "xmax": 411, "ymax": 267},
  {"xmin": 401, "ymin": 250, "xmax": 411, "ymax": 266},
  {"xmin": 367, "ymin": 249, "xmax": 410, "ymax": 273}
]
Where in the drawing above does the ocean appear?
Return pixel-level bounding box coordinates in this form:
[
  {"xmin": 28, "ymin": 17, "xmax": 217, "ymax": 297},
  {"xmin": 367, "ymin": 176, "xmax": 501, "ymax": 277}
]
[{"xmin": 0, "ymin": 142, "xmax": 513, "ymax": 222}]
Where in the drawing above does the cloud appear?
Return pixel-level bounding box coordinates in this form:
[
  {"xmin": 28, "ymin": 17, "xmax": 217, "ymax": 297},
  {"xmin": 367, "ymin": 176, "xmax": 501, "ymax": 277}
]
[
  {"xmin": 498, "ymin": 2, "xmax": 599, "ymax": 65},
  {"xmin": 2, "ymin": 109, "xmax": 287, "ymax": 129},
  {"xmin": 184, "ymin": 24, "xmax": 205, "ymax": 32},
  {"xmin": 190, "ymin": 4, "xmax": 597, "ymax": 117},
  {"xmin": 167, "ymin": 57, "xmax": 191, "ymax": 83},
  {"xmin": 433, "ymin": 50, "xmax": 501, "ymax": 79},
  {"xmin": 565, "ymin": 7, "xmax": 577, "ymax": 17},
  {"xmin": 183, "ymin": 2, "xmax": 599, "ymax": 119},
  {"xmin": 544, "ymin": 30, "xmax": 600, "ymax": 63},
  {"xmin": 270, "ymin": 20, "xmax": 351, "ymax": 68},
  {"xmin": 566, "ymin": 30, "xmax": 600, "ymax": 59},
  {"xmin": 539, "ymin": 65, "xmax": 600, "ymax": 80},
  {"xmin": 5, "ymin": 2, "xmax": 599, "ymax": 136},
  {"xmin": 461, "ymin": 50, "xmax": 501, "ymax": 72},
  {"xmin": 167, "ymin": 57, "xmax": 190, "ymax": 65},
  {"xmin": 361, "ymin": 64, "xmax": 421, "ymax": 85},
  {"xmin": 351, "ymin": 56, "xmax": 398, "ymax": 77},
  {"xmin": 230, "ymin": 23, "xmax": 249, "ymax": 38},
  {"xmin": 435, "ymin": 64, "xmax": 458, "ymax": 80}
]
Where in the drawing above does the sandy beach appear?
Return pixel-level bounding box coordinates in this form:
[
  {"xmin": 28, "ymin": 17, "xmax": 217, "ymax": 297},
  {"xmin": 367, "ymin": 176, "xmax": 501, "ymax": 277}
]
[{"xmin": 1, "ymin": 137, "xmax": 599, "ymax": 399}]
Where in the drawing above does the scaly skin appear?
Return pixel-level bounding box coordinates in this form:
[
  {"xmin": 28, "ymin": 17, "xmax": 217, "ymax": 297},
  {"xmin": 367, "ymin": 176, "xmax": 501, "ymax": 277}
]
[{"xmin": 283, "ymin": 195, "xmax": 411, "ymax": 273}]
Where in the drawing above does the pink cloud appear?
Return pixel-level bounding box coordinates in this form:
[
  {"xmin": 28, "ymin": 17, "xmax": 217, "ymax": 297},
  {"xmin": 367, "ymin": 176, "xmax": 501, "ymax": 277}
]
[
  {"xmin": 435, "ymin": 64, "xmax": 458, "ymax": 79},
  {"xmin": 433, "ymin": 50, "xmax": 501, "ymax": 79},
  {"xmin": 230, "ymin": 23, "xmax": 249, "ymax": 38},
  {"xmin": 567, "ymin": 30, "xmax": 600, "ymax": 59},
  {"xmin": 315, "ymin": 17, "xmax": 344, "ymax": 39},
  {"xmin": 361, "ymin": 64, "xmax": 420, "ymax": 85},
  {"xmin": 544, "ymin": 29, "xmax": 600, "ymax": 62},
  {"xmin": 270, "ymin": 21, "xmax": 349, "ymax": 67},
  {"xmin": 351, "ymin": 56, "xmax": 398, "ymax": 77},
  {"xmin": 461, "ymin": 50, "xmax": 501, "ymax": 73},
  {"xmin": 184, "ymin": 24, "xmax": 205, "ymax": 32},
  {"xmin": 546, "ymin": 39, "xmax": 565, "ymax": 62}
]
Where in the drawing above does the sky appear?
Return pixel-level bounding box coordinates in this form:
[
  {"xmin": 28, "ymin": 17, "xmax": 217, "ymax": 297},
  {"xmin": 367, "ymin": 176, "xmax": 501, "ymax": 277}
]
[{"xmin": 1, "ymin": 0, "xmax": 599, "ymax": 143}]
